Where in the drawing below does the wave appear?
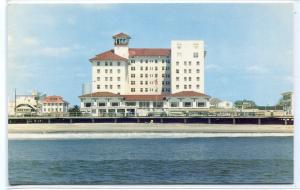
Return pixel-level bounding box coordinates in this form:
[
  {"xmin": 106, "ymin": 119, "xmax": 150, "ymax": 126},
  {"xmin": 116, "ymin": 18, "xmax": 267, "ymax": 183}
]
[{"xmin": 8, "ymin": 132, "xmax": 293, "ymax": 140}]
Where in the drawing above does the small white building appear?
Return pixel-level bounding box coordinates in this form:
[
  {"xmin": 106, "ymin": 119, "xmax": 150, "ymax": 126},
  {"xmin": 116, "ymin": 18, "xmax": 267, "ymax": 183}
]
[
  {"xmin": 79, "ymin": 91, "xmax": 210, "ymax": 117},
  {"xmin": 8, "ymin": 92, "xmax": 41, "ymax": 116},
  {"xmin": 209, "ymin": 98, "xmax": 233, "ymax": 109},
  {"xmin": 42, "ymin": 96, "xmax": 69, "ymax": 115}
]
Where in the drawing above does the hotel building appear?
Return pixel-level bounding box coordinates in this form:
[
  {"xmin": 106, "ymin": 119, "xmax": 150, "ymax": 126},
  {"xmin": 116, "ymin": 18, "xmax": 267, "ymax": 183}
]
[{"xmin": 80, "ymin": 33, "xmax": 210, "ymax": 116}]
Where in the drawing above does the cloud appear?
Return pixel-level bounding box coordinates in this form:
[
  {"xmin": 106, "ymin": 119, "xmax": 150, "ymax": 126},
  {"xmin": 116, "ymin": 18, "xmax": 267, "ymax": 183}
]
[
  {"xmin": 66, "ymin": 17, "xmax": 76, "ymax": 25},
  {"xmin": 205, "ymin": 64, "xmax": 222, "ymax": 70},
  {"xmin": 283, "ymin": 76, "xmax": 293, "ymax": 84},
  {"xmin": 22, "ymin": 37, "xmax": 40, "ymax": 46},
  {"xmin": 39, "ymin": 46, "xmax": 71, "ymax": 57},
  {"xmin": 245, "ymin": 64, "xmax": 269, "ymax": 74}
]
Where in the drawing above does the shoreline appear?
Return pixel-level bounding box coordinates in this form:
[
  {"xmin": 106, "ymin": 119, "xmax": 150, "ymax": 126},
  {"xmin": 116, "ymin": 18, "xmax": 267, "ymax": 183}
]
[{"xmin": 8, "ymin": 123, "xmax": 293, "ymax": 139}]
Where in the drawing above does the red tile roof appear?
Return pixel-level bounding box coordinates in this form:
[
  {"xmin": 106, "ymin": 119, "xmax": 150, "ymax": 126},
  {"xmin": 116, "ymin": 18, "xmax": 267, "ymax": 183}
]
[
  {"xmin": 129, "ymin": 48, "xmax": 170, "ymax": 57},
  {"xmin": 167, "ymin": 91, "xmax": 210, "ymax": 98},
  {"xmin": 113, "ymin": 33, "xmax": 131, "ymax": 39},
  {"xmin": 43, "ymin": 96, "xmax": 68, "ymax": 104},
  {"xmin": 79, "ymin": 92, "xmax": 123, "ymax": 98},
  {"xmin": 90, "ymin": 50, "xmax": 128, "ymax": 62},
  {"xmin": 123, "ymin": 95, "xmax": 165, "ymax": 101}
]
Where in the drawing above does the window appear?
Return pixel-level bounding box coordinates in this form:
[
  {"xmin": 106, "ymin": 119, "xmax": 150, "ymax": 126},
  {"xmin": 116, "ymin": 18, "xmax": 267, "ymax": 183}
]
[
  {"xmin": 176, "ymin": 77, "xmax": 179, "ymax": 81},
  {"xmin": 197, "ymin": 61, "xmax": 200, "ymax": 65},
  {"xmin": 117, "ymin": 85, "xmax": 121, "ymax": 89},
  {"xmin": 189, "ymin": 85, "xmax": 192, "ymax": 89},
  {"xmin": 193, "ymin": 52, "xmax": 199, "ymax": 58},
  {"xmin": 145, "ymin": 74, "xmax": 148, "ymax": 78},
  {"xmin": 162, "ymin": 59, "xmax": 165, "ymax": 63},
  {"xmin": 105, "ymin": 77, "xmax": 108, "ymax": 81},
  {"xmin": 140, "ymin": 81, "xmax": 143, "ymax": 85},
  {"xmin": 105, "ymin": 85, "xmax": 108, "ymax": 89},
  {"xmin": 110, "ymin": 69, "xmax": 113, "ymax": 74},
  {"xmin": 189, "ymin": 77, "xmax": 192, "ymax": 81},
  {"xmin": 105, "ymin": 62, "xmax": 108, "ymax": 66},
  {"xmin": 97, "ymin": 62, "xmax": 100, "ymax": 66},
  {"xmin": 97, "ymin": 69, "xmax": 100, "ymax": 73},
  {"xmin": 162, "ymin": 88, "xmax": 165, "ymax": 92},
  {"xmin": 139, "ymin": 102, "xmax": 150, "ymax": 108},
  {"xmin": 110, "ymin": 77, "xmax": 113, "ymax": 81},
  {"xmin": 131, "ymin": 88, "xmax": 135, "ymax": 92},
  {"xmin": 145, "ymin": 88, "xmax": 148, "ymax": 92},
  {"xmin": 140, "ymin": 66, "xmax": 143, "ymax": 71},
  {"xmin": 155, "ymin": 74, "xmax": 158, "ymax": 78},
  {"xmin": 176, "ymin": 69, "xmax": 179, "ymax": 74},
  {"xmin": 110, "ymin": 85, "xmax": 113, "ymax": 89},
  {"xmin": 184, "ymin": 77, "xmax": 187, "ymax": 81},
  {"xmin": 145, "ymin": 81, "xmax": 148, "ymax": 85},
  {"xmin": 166, "ymin": 81, "xmax": 170, "ymax": 85},
  {"xmin": 131, "ymin": 67, "xmax": 135, "ymax": 71},
  {"xmin": 97, "ymin": 77, "xmax": 100, "ymax": 81},
  {"xmin": 170, "ymin": 102, "xmax": 178, "ymax": 107},
  {"xmin": 140, "ymin": 74, "xmax": 143, "ymax": 78},
  {"xmin": 184, "ymin": 69, "xmax": 187, "ymax": 74},
  {"xmin": 176, "ymin": 61, "xmax": 179, "ymax": 66},
  {"xmin": 145, "ymin": 59, "xmax": 148, "ymax": 63},
  {"xmin": 99, "ymin": 102, "xmax": 106, "ymax": 107},
  {"xmin": 140, "ymin": 88, "xmax": 143, "ymax": 92},
  {"xmin": 125, "ymin": 102, "xmax": 136, "ymax": 106},
  {"xmin": 155, "ymin": 60, "xmax": 158, "ymax": 63},
  {"xmin": 184, "ymin": 102, "xmax": 192, "ymax": 107},
  {"xmin": 117, "ymin": 69, "xmax": 121, "ymax": 73},
  {"xmin": 117, "ymin": 77, "xmax": 121, "ymax": 81},
  {"xmin": 162, "ymin": 66, "xmax": 165, "ymax": 70},
  {"xmin": 131, "ymin": 74, "xmax": 135, "ymax": 78},
  {"xmin": 162, "ymin": 74, "xmax": 165, "ymax": 77},
  {"xmin": 117, "ymin": 62, "xmax": 121, "ymax": 66},
  {"xmin": 140, "ymin": 59, "xmax": 143, "ymax": 63},
  {"xmin": 166, "ymin": 66, "xmax": 170, "ymax": 70},
  {"xmin": 184, "ymin": 85, "xmax": 187, "ymax": 89},
  {"xmin": 196, "ymin": 84, "xmax": 200, "ymax": 89},
  {"xmin": 196, "ymin": 69, "xmax": 200, "ymax": 73},
  {"xmin": 153, "ymin": 102, "xmax": 163, "ymax": 108},
  {"xmin": 189, "ymin": 61, "xmax": 191, "ymax": 66},
  {"xmin": 197, "ymin": 77, "xmax": 200, "ymax": 81},
  {"xmin": 110, "ymin": 62, "xmax": 113, "ymax": 66},
  {"xmin": 184, "ymin": 61, "xmax": 187, "ymax": 66},
  {"xmin": 131, "ymin": 59, "xmax": 135, "ymax": 63},
  {"xmin": 111, "ymin": 102, "xmax": 119, "ymax": 107},
  {"xmin": 176, "ymin": 85, "xmax": 179, "ymax": 89},
  {"xmin": 155, "ymin": 66, "xmax": 158, "ymax": 71},
  {"xmin": 97, "ymin": 85, "xmax": 100, "ymax": 89},
  {"xmin": 197, "ymin": 102, "xmax": 205, "ymax": 107},
  {"xmin": 105, "ymin": 69, "xmax": 108, "ymax": 74},
  {"xmin": 162, "ymin": 81, "xmax": 164, "ymax": 85},
  {"xmin": 145, "ymin": 66, "xmax": 148, "ymax": 71},
  {"xmin": 85, "ymin": 102, "xmax": 91, "ymax": 107},
  {"xmin": 189, "ymin": 69, "xmax": 191, "ymax": 73}
]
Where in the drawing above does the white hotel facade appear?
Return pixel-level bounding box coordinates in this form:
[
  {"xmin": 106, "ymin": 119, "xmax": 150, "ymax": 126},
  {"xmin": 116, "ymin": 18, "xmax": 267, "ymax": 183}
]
[{"xmin": 80, "ymin": 33, "xmax": 210, "ymax": 116}]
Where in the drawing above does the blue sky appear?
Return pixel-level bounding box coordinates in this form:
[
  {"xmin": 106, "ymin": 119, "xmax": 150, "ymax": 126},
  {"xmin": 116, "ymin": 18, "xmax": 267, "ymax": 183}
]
[{"xmin": 7, "ymin": 3, "xmax": 293, "ymax": 106}]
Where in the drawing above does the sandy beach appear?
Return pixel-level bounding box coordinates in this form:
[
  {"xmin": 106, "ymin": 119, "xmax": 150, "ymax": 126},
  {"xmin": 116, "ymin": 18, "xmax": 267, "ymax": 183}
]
[{"xmin": 8, "ymin": 123, "xmax": 293, "ymax": 139}]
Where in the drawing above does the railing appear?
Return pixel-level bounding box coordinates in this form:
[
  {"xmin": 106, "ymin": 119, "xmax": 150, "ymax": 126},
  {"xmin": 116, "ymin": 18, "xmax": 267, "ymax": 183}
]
[{"xmin": 8, "ymin": 111, "xmax": 294, "ymax": 118}]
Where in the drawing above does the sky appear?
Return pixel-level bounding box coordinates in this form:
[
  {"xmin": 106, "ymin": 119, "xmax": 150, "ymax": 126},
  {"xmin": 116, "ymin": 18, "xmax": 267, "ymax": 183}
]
[{"xmin": 7, "ymin": 3, "xmax": 293, "ymax": 106}]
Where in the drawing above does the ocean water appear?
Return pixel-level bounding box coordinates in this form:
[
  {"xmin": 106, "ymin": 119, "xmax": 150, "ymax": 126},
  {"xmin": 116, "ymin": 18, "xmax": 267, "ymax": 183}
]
[{"xmin": 9, "ymin": 137, "xmax": 293, "ymax": 185}]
